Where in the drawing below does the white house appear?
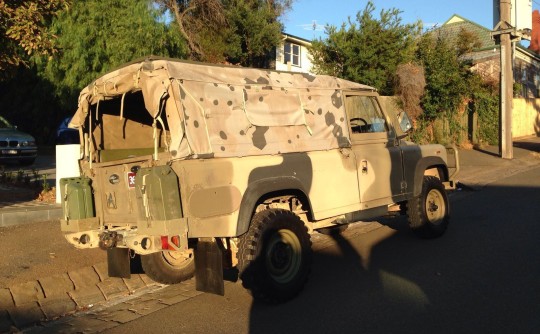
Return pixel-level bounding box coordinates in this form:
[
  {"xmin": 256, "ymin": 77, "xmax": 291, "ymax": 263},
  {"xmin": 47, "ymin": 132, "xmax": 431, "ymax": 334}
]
[{"xmin": 275, "ymin": 33, "xmax": 314, "ymax": 74}]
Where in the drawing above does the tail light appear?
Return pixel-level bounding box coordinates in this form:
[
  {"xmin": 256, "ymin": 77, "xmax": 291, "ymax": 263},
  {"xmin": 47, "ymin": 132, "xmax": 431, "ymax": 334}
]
[{"xmin": 161, "ymin": 235, "xmax": 180, "ymax": 250}]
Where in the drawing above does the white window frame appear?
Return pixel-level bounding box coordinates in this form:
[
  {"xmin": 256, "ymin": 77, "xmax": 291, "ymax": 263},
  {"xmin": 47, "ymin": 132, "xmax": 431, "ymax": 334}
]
[{"xmin": 284, "ymin": 42, "xmax": 301, "ymax": 67}]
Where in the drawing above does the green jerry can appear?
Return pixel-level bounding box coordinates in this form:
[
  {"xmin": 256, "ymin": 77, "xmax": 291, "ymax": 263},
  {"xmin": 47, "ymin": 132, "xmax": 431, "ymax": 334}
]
[
  {"xmin": 135, "ymin": 165, "xmax": 183, "ymax": 221},
  {"xmin": 60, "ymin": 177, "xmax": 95, "ymax": 220}
]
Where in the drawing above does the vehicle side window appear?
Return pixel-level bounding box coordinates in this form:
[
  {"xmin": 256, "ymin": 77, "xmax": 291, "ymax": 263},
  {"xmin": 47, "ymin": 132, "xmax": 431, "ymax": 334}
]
[{"xmin": 345, "ymin": 96, "xmax": 388, "ymax": 134}]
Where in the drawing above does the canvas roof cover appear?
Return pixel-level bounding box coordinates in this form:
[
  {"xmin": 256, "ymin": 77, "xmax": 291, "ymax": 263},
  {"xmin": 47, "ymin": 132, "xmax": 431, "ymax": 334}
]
[{"xmin": 70, "ymin": 57, "xmax": 375, "ymax": 160}]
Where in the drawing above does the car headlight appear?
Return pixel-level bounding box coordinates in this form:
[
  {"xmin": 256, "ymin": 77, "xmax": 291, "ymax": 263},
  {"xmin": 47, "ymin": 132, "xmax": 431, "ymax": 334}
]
[{"xmin": 20, "ymin": 140, "xmax": 36, "ymax": 147}]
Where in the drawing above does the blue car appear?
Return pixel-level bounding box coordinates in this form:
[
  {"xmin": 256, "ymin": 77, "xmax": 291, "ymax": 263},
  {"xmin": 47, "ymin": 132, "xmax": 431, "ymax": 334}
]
[
  {"xmin": 56, "ymin": 117, "xmax": 80, "ymax": 145},
  {"xmin": 0, "ymin": 116, "xmax": 37, "ymax": 165}
]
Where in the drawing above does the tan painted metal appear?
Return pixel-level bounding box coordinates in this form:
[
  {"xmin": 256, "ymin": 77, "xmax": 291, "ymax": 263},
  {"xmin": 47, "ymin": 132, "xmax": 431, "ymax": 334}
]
[{"xmin": 62, "ymin": 58, "xmax": 456, "ymax": 254}]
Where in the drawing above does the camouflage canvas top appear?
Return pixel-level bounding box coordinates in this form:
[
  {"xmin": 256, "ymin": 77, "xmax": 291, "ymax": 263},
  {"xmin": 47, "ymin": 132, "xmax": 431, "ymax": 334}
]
[{"xmin": 70, "ymin": 58, "xmax": 375, "ymax": 160}]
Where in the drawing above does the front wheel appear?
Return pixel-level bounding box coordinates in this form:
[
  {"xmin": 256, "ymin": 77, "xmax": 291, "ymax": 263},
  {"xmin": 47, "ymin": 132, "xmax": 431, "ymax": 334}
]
[
  {"xmin": 407, "ymin": 176, "xmax": 450, "ymax": 238},
  {"xmin": 141, "ymin": 249, "xmax": 195, "ymax": 284},
  {"xmin": 237, "ymin": 209, "xmax": 312, "ymax": 303}
]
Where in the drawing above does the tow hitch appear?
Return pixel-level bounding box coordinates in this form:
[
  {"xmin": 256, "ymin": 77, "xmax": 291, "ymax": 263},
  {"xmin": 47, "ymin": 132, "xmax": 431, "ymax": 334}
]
[{"xmin": 99, "ymin": 231, "xmax": 123, "ymax": 250}]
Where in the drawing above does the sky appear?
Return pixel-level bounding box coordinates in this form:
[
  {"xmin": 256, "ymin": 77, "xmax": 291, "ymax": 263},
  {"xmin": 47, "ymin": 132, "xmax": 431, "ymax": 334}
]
[{"xmin": 282, "ymin": 0, "xmax": 540, "ymax": 40}]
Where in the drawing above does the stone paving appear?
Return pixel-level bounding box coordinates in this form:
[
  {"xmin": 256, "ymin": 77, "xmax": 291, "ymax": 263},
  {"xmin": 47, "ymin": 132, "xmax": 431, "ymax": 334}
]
[
  {"xmin": 0, "ymin": 261, "xmax": 163, "ymax": 333},
  {"xmin": 25, "ymin": 280, "xmax": 203, "ymax": 334}
]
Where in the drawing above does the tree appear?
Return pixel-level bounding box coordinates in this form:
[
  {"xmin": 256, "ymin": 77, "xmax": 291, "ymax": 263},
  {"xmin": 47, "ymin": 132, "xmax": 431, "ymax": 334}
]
[
  {"xmin": 156, "ymin": 0, "xmax": 292, "ymax": 66},
  {"xmin": 0, "ymin": 0, "xmax": 68, "ymax": 80},
  {"xmin": 412, "ymin": 30, "xmax": 498, "ymax": 145},
  {"xmin": 222, "ymin": 0, "xmax": 291, "ymax": 67},
  {"xmin": 415, "ymin": 33, "xmax": 471, "ymax": 121},
  {"xmin": 309, "ymin": 1, "xmax": 421, "ymax": 95},
  {"xmin": 155, "ymin": 0, "xmax": 227, "ymax": 60},
  {"xmin": 37, "ymin": 0, "xmax": 186, "ymax": 109}
]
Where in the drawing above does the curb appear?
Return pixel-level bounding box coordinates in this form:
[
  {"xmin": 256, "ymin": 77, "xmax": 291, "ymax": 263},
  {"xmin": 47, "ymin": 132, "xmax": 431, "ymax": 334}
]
[
  {"xmin": 0, "ymin": 205, "xmax": 62, "ymax": 228},
  {"xmin": 456, "ymin": 155, "xmax": 540, "ymax": 191},
  {"xmin": 0, "ymin": 262, "xmax": 160, "ymax": 332}
]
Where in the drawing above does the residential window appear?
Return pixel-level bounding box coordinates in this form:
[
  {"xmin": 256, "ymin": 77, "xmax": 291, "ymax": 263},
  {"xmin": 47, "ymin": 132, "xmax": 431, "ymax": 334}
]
[{"xmin": 284, "ymin": 42, "xmax": 301, "ymax": 67}]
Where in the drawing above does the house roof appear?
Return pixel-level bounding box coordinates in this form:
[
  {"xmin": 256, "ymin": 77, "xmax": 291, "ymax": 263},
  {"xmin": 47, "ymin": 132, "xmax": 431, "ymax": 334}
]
[
  {"xmin": 281, "ymin": 32, "xmax": 312, "ymax": 47},
  {"xmin": 436, "ymin": 14, "xmax": 540, "ymax": 60},
  {"xmin": 437, "ymin": 14, "xmax": 495, "ymax": 50}
]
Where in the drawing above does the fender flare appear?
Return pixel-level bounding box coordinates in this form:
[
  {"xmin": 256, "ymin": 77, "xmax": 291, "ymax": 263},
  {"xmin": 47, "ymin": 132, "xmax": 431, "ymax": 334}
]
[
  {"xmin": 412, "ymin": 156, "xmax": 449, "ymax": 197},
  {"xmin": 235, "ymin": 176, "xmax": 311, "ymax": 236}
]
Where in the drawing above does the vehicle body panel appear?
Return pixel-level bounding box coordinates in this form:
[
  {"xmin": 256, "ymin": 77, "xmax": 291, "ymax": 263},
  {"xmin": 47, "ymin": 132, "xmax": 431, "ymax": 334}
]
[{"xmin": 61, "ymin": 57, "xmax": 457, "ymax": 260}]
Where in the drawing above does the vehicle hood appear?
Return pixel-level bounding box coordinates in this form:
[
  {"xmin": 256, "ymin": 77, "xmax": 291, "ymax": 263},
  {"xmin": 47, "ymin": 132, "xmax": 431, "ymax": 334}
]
[{"xmin": 0, "ymin": 128, "xmax": 35, "ymax": 141}]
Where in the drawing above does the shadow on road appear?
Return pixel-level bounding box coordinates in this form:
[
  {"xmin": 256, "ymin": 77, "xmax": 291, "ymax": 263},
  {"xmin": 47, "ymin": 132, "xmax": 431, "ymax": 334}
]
[
  {"xmin": 514, "ymin": 139, "xmax": 540, "ymax": 153},
  {"xmin": 246, "ymin": 180, "xmax": 540, "ymax": 334}
]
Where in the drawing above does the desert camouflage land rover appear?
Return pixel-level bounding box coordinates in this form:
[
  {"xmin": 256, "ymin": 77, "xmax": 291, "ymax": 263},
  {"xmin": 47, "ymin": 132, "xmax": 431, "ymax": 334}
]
[{"xmin": 60, "ymin": 57, "xmax": 458, "ymax": 303}]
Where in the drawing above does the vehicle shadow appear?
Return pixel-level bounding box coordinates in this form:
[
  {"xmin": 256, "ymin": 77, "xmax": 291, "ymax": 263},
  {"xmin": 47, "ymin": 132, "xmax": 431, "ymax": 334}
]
[{"xmin": 246, "ymin": 182, "xmax": 540, "ymax": 334}]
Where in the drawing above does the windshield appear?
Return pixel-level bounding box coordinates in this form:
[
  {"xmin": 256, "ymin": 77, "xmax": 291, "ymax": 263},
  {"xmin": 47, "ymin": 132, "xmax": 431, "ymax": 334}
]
[{"xmin": 0, "ymin": 116, "xmax": 14, "ymax": 129}]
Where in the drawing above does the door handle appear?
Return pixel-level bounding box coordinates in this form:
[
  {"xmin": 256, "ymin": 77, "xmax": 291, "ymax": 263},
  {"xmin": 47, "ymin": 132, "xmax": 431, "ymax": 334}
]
[{"xmin": 361, "ymin": 160, "xmax": 368, "ymax": 174}]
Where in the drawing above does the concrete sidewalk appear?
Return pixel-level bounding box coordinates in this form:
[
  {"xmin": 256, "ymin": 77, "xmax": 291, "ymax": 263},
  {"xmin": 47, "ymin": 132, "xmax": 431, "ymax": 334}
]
[
  {"xmin": 2, "ymin": 136, "xmax": 540, "ymax": 228},
  {"xmin": 456, "ymin": 137, "xmax": 540, "ymax": 190}
]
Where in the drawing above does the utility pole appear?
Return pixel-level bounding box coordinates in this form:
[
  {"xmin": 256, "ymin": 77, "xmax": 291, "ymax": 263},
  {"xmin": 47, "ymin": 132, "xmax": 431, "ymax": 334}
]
[{"xmin": 499, "ymin": 0, "xmax": 514, "ymax": 159}]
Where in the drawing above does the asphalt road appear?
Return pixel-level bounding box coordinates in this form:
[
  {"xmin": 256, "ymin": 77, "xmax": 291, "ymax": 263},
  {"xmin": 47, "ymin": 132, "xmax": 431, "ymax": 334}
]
[{"xmin": 35, "ymin": 165, "xmax": 540, "ymax": 334}]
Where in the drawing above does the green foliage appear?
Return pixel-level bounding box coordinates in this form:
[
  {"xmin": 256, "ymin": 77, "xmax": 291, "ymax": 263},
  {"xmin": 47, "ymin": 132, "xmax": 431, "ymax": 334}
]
[
  {"xmin": 155, "ymin": 0, "xmax": 290, "ymax": 66},
  {"xmin": 0, "ymin": 0, "xmax": 68, "ymax": 80},
  {"xmin": 154, "ymin": 0, "xmax": 227, "ymax": 60},
  {"xmin": 415, "ymin": 33, "xmax": 470, "ymax": 120},
  {"xmin": 221, "ymin": 0, "xmax": 284, "ymax": 67},
  {"xmin": 0, "ymin": 166, "xmax": 34, "ymax": 187},
  {"xmin": 37, "ymin": 0, "xmax": 186, "ymax": 109},
  {"xmin": 455, "ymin": 28, "xmax": 482, "ymax": 56},
  {"xmin": 41, "ymin": 174, "xmax": 50, "ymax": 192},
  {"xmin": 309, "ymin": 1, "xmax": 421, "ymax": 95},
  {"xmin": 470, "ymin": 77, "xmax": 500, "ymax": 145},
  {"xmin": 414, "ymin": 31, "xmax": 499, "ymax": 146},
  {"xmin": 0, "ymin": 66, "xmax": 64, "ymax": 144}
]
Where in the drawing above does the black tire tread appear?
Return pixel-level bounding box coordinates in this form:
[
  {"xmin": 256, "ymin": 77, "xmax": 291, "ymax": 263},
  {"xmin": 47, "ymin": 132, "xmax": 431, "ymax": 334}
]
[
  {"xmin": 407, "ymin": 176, "xmax": 449, "ymax": 238},
  {"xmin": 237, "ymin": 209, "xmax": 312, "ymax": 303}
]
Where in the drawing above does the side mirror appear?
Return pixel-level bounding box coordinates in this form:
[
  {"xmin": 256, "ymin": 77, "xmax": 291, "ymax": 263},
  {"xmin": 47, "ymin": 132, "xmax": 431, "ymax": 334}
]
[{"xmin": 397, "ymin": 111, "xmax": 412, "ymax": 133}]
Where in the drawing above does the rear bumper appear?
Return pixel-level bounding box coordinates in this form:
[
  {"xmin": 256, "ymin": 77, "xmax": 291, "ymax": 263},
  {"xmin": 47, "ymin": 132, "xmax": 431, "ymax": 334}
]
[{"xmin": 61, "ymin": 217, "xmax": 189, "ymax": 255}]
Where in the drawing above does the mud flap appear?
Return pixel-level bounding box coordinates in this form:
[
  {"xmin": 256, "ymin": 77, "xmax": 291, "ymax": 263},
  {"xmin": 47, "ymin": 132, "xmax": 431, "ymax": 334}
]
[
  {"xmin": 194, "ymin": 240, "xmax": 224, "ymax": 296},
  {"xmin": 107, "ymin": 248, "xmax": 131, "ymax": 279}
]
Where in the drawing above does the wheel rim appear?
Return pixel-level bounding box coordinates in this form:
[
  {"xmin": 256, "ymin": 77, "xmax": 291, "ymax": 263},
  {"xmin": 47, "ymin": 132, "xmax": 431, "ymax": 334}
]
[
  {"xmin": 265, "ymin": 229, "xmax": 302, "ymax": 284},
  {"xmin": 162, "ymin": 249, "xmax": 193, "ymax": 270},
  {"xmin": 425, "ymin": 188, "xmax": 445, "ymax": 224}
]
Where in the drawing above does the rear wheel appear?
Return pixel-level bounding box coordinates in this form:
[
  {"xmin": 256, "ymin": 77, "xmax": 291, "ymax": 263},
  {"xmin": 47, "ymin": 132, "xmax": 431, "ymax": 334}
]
[
  {"xmin": 141, "ymin": 249, "xmax": 195, "ymax": 284},
  {"xmin": 407, "ymin": 176, "xmax": 450, "ymax": 238},
  {"xmin": 237, "ymin": 209, "xmax": 312, "ymax": 303}
]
